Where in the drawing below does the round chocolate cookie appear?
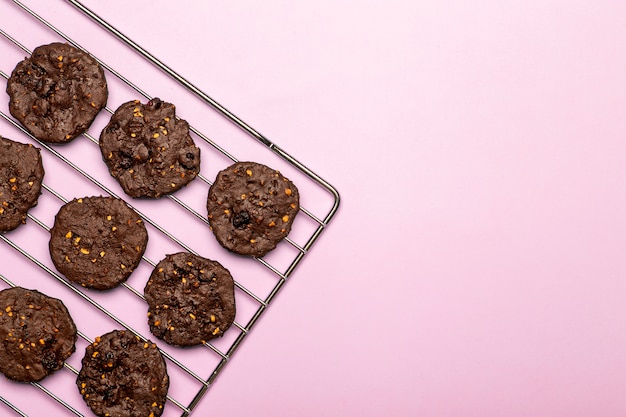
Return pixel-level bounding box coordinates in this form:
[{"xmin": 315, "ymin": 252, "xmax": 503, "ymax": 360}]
[
  {"xmin": 207, "ymin": 161, "xmax": 300, "ymax": 257},
  {"xmin": 7, "ymin": 42, "xmax": 108, "ymax": 143},
  {"xmin": 144, "ymin": 252, "xmax": 236, "ymax": 346},
  {"xmin": 49, "ymin": 196, "xmax": 148, "ymax": 290},
  {"xmin": 0, "ymin": 286, "xmax": 77, "ymax": 382},
  {"xmin": 0, "ymin": 135, "xmax": 44, "ymax": 232},
  {"xmin": 77, "ymin": 329, "xmax": 169, "ymax": 417},
  {"xmin": 99, "ymin": 98, "xmax": 200, "ymax": 198}
]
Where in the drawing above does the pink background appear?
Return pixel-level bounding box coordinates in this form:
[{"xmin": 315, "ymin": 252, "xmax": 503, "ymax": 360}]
[{"xmin": 2, "ymin": 1, "xmax": 626, "ymax": 416}]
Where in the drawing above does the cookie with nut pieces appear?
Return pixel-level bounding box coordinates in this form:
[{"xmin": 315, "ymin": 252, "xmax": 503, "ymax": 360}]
[
  {"xmin": 144, "ymin": 252, "xmax": 236, "ymax": 346},
  {"xmin": 49, "ymin": 196, "xmax": 148, "ymax": 290},
  {"xmin": 7, "ymin": 42, "xmax": 108, "ymax": 143},
  {"xmin": 0, "ymin": 135, "xmax": 44, "ymax": 232},
  {"xmin": 99, "ymin": 98, "xmax": 200, "ymax": 198},
  {"xmin": 207, "ymin": 161, "xmax": 300, "ymax": 257},
  {"xmin": 76, "ymin": 329, "xmax": 169, "ymax": 417},
  {"xmin": 0, "ymin": 286, "xmax": 77, "ymax": 382}
]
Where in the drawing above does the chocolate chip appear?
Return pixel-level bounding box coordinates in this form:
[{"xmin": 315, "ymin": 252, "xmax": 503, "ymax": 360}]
[
  {"xmin": 232, "ymin": 211, "xmax": 250, "ymax": 229},
  {"xmin": 147, "ymin": 98, "xmax": 162, "ymax": 109}
]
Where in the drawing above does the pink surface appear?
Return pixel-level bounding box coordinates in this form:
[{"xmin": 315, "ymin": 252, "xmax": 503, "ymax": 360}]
[{"xmin": 1, "ymin": 1, "xmax": 626, "ymax": 416}]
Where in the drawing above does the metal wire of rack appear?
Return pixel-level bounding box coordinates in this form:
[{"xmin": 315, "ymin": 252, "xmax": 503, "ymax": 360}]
[{"xmin": 0, "ymin": 1, "xmax": 340, "ymax": 416}]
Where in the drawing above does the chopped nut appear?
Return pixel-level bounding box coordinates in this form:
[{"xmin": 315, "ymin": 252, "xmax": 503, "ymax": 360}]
[
  {"xmin": 246, "ymin": 169, "xmax": 253, "ymax": 176},
  {"xmin": 282, "ymin": 215, "xmax": 289, "ymax": 223},
  {"xmin": 212, "ymin": 327, "xmax": 220, "ymax": 335},
  {"xmin": 285, "ymin": 188, "xmax": 292, "ymax": 196},
  {"xmin": 80, "ymin": 248, "xmax": 90, "ymax": 255},
  {"xmin": 65, "ymin": 231, "xmax": 73, "ymax": 239}
]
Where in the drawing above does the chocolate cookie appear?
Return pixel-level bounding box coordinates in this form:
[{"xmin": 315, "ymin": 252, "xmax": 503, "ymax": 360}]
[
  {"xmin": 77, "ymin": 329, "xmax": 169, "ymax": 417},
  {"xmin": 0, "ymin": 135, "xmax": 44, "ymax": 232},
  {"xmin": 99, "ymin": 98, "xmax": 200, "ymax": 198},
  {"xmin": 49, "ymin": 196, "xmax": 148, "ymax": 290},
  {"xmin": 0, "ymin": 286, "xmax": 77, "ymax": 382},
  {"xmin": 207, "ymin": 161, "xmax": 300, "ymax": 257},
  {"xmin": 144, "ymin": 252, "xmax": 236, "ymax": 346},
  {"xmin": 7, "ymin": 42, "xmax": 108, "ymax": 143}
]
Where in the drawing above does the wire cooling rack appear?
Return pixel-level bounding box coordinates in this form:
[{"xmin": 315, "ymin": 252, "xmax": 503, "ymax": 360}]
[{"xmin": 0, "ymin": 1, "xmax": 340, "ymax": 416}]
